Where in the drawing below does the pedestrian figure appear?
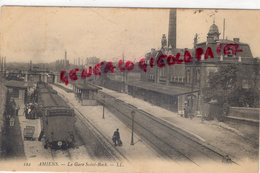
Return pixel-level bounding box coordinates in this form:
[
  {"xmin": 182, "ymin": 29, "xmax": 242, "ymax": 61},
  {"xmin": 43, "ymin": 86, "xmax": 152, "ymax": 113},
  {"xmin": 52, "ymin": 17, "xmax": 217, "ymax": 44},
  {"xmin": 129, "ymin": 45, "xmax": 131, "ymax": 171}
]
[
  {"xmin": 10, "ymin": 98, "xmax": 16, "ymax": 116},
  {"xmin": 112, "ymin": 128, "xmax": 120, "ymax": 146},
  {"xmin": 184, "ymin": 101, "xmax": 189, "ymax": 118},
  {"xmin": 15, "ymin": 105, "xmax": 20, "ymax": 116}
]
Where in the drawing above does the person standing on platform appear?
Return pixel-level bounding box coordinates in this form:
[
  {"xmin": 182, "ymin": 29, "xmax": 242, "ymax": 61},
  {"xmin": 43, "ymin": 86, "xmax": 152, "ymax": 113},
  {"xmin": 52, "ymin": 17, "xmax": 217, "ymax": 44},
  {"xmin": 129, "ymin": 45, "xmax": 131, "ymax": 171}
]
[
  {"xmin": 184, "ymin": 101, "xmax": 189, "ymax": 118},
  {"xmin": 10, "ymin": 98, "xmax": 16, "ymax": 116},
  {"xmin": 15, "ymin": 105, "xmax": 20, "ymax": 116},
  {"xmin": 112, "ymin": 128, "xmax": 120, "ymax": 146}
]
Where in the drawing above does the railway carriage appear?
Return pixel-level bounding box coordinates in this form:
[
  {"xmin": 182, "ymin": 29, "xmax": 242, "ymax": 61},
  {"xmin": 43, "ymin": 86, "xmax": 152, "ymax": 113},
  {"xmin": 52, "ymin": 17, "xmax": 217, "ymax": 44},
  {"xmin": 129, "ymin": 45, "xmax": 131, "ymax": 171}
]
[
  {"xmin": 37, "ymin": 82, "xmax": 76, "ymax": 149},
  {"xmin": 35, "ymin": 82, "xmax": 57, "ymax": 103}
]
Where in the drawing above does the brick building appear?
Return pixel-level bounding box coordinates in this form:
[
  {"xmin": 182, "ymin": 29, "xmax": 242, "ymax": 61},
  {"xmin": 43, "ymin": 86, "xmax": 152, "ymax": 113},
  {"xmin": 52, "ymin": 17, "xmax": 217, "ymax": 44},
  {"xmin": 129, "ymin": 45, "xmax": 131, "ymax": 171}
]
[{"xmin": 132, "ymin": 11, "xmax": 255, "ymax": 115}]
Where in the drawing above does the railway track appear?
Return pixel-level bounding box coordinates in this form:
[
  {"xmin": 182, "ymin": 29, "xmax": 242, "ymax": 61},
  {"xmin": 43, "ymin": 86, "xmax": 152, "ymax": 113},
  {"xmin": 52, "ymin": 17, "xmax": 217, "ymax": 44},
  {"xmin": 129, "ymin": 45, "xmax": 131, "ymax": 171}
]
[
  {"xmin": 73, "ymin": 106, "xmax": 124, "ymax": 161},
  {"xmin": 97, "ymin": 91, "xmax": 237, "ymax": 166},
  {"xmin": 54, "ymin": 90, "xmax": 128, "ymax": 163},
  {"xmin": 52, "ymin": 83, "xmax": 73, "ymax": 93},
  {"xmin": 51, "ymin": 148, "xmax": 71, "ymax": 161},
  {"xmin": 51, "ymin": 83, "xmax": 236, "ymax": 165}
]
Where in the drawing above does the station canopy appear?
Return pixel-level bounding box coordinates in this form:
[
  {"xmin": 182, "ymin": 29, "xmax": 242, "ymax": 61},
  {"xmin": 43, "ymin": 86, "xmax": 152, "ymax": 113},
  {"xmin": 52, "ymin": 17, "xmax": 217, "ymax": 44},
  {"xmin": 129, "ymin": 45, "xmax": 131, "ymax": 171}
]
[{"xmin": 126, "ymin": 80, "xmax": 199, "ymax": 96}]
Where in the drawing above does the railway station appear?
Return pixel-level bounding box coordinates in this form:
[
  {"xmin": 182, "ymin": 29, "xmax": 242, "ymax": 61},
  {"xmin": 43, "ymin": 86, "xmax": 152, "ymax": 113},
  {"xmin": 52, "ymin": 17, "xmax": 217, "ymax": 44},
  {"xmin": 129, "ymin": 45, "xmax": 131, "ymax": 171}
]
[
  {"xmin": 2, "ymin": 76, "xmax": 258, "ymax": 166},
  {"xmin": 0, "ymin": 8, "xmax": 259, "ymax": 173},
  {"xmin": 71, "ymin": 82, "xmax": 101, "ymax": 106}
]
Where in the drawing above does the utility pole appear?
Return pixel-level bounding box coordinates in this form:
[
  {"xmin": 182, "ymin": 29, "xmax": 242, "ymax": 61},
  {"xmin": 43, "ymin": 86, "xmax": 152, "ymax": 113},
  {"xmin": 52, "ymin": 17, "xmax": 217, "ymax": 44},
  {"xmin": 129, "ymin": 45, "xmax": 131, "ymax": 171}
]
[
  {"xmin": 122, "ymin": 54, "xmax": 125, "ymax": 81},
  {"xmin": 190, "ymin": 33, "xmax": 198, "ymax": 117},
  {"xmin": 122, "ymin": 54, "xmax": 126, "ymax": 92}
]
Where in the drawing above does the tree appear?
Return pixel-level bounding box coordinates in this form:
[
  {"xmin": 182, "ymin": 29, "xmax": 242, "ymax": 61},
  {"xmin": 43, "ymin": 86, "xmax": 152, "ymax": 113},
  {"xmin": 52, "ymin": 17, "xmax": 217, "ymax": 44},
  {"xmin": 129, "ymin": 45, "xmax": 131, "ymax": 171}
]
[{"xmin": 204, "ymin": 61, "xmax": 259, "ymax": 108}]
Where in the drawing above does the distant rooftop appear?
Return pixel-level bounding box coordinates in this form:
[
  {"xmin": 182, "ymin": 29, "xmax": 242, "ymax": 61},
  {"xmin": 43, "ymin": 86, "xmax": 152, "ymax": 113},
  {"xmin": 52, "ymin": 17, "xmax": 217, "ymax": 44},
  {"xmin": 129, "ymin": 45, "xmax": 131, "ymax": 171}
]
[{"xmin": 5, "ymin": 80, "xmax": 35, "ymax": 88}]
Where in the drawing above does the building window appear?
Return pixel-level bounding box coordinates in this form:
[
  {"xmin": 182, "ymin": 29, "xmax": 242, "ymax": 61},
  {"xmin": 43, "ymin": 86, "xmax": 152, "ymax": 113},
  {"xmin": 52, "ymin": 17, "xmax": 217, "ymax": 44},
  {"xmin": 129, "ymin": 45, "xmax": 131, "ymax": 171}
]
[
  {"xmin": 159, "ymin": 68, "xmax": 163, "ymax": 76},
  {"xmin": 89, "ymin": 91, "xmax": 93, "ymax": 100},
  {"xmin": 186, "ymin": 70, "xmax": 190, "ymax": 84},
  {"xmin": 196, "ymin": 69, "xmax": 200, "ymax": 83},
  {"xmin": 10, "ymin": 89, "xmax": 19, "ymax": 98},
  {"xmin": 162, "ymin": 68, "xmax": 165, "ymax": 77},
  {"xmin": 228, "ymin": 47, "xmax": 233, "ymax": 57}
]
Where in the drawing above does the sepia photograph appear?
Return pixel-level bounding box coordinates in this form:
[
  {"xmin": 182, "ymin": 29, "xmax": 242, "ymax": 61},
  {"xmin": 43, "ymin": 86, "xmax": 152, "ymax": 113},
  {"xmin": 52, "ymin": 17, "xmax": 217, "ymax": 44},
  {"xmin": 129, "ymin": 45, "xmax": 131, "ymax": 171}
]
[{"xmin": 0, "ymin": 6, "xmax": 259, "ymax": 173}]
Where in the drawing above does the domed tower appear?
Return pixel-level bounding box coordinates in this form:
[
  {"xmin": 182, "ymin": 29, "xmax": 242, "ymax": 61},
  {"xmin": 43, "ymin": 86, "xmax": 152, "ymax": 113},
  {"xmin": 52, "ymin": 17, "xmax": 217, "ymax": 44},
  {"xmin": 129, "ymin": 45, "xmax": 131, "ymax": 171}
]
[{"xmin": 207, "ymin": 21, "xmax": 220, "ymax": 44}]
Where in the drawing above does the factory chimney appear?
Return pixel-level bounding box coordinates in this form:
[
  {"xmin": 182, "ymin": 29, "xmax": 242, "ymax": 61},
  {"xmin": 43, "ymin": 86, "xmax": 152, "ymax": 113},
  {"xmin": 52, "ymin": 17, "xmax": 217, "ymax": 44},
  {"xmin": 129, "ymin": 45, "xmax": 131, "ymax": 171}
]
[
  {"xmin": 0, "ymin": 57, "xmax": 2, "ymax": 71},
  {"xmin": 65, "ymin": 51, "xmax": 67, "ymax": 67},
  {"xmin": 30, "ymin": 60, "xmax": 32, "ymax": 71},
  {"xmin": 168, "ymin": 9, "xmax": 177, "ymax": 49}
]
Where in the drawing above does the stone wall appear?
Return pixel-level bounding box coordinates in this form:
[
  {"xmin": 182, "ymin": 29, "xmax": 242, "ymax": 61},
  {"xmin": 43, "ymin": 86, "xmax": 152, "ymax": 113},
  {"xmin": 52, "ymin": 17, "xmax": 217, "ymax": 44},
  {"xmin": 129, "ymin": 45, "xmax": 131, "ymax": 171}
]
[
  {"xmin": 228, "ymin": 107, "xmax": 259, "ymax": 120},
  {"xmin": 0, "ymin": 78, "xmax": 7, "ymax": 159}
]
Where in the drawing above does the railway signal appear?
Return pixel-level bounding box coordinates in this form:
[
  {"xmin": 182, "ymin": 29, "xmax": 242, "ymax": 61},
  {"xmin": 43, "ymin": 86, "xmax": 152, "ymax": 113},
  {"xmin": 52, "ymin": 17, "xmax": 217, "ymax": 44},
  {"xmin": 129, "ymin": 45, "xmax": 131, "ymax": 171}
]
[{"xmin": 130, "ymin": 110, "xmax": 135, "ymax": 145}]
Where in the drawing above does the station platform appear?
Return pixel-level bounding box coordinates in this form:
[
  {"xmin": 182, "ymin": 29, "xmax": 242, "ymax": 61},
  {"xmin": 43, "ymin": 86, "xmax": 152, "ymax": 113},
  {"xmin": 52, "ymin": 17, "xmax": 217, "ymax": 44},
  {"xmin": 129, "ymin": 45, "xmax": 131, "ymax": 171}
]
[
  {"xmin": 55, "ymin": 83, "xmax": 259, "ymax": 163},
  {"xmin": 96, "ymin": 86, "xmax": 259, "ymax": 161},
  {"xmin": 16, "ymin": 103, "xmax": 52, "ymax": 162},
  {"xmin": 16, "ymin": 99, "xmax": 93, "ymax": 163},
  {"xmin": 51, "ymin": 84, "xmax": 168, "ymax": 165}
]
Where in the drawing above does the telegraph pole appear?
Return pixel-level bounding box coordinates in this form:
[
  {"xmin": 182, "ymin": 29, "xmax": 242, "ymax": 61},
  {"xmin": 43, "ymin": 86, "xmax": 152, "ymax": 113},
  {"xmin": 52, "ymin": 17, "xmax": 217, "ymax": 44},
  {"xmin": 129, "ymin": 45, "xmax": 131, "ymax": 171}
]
[
  {"xmin": 190, "ymin": 33, "xmax": 198, "ymax": 117},
  {"xmin": 123, "ymin": 54, "xmax": 126, "ymax": 92},
  {"xmin": 122, "ymin": 54, "xmax": 125, "ymax": 81}
]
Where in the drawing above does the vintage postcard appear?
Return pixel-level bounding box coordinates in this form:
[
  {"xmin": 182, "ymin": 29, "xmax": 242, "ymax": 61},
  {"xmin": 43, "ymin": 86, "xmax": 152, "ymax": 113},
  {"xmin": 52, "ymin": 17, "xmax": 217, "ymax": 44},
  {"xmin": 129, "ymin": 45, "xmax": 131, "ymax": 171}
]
[{"xmin": 0, "ymin": 7, "xmax": 259, "ymax": 173}]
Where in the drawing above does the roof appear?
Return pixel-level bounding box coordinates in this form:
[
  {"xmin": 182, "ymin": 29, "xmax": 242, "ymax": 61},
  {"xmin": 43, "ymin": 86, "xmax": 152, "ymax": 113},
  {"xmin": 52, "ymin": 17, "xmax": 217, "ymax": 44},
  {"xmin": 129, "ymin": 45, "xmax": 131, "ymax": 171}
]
[
  {"xmin": 37, "ymin": 82, "xmax": 53, "ymax": 89},
  {"xmin": 5, "ymin": 80, "xmax": 28, "ymax": 89},
  {"xmin": 145, "ymin": 48, "xmax": 195, "ymax": 61},
  {"xmin": 196, "ymin": 39, "xmax": 254, "ymax": 62},
  {"xmin": 144, "ymin": 48, "xmax": 193, "ymax": 77},
  {"xmin": 197, "ymin": 39, "xmax": 249, "ymax": 46},
  {"xmin": 41, "ymin": 93, "xmax": 70, "ymax": 108},
  {"xmin": 172, "ymin": 48, "xmax": 194, "ymax": 56},
  {"xmin": 126, "ymin": 80, "xmax": 198, "ymax": 96},
  {"xmin": 208, "ymin": 24, "xmax": 220, "ymax": 35},
  {"xmin": 72, "ymin": 82, "xmax": 102, "ymax": 91},
  {"xmin": 145, "ymin": 49, "xmax": 160, "ymax": 60},
  {"xmin": 38, "ymin": 88, "xmax": 57, "ymax": 94}
]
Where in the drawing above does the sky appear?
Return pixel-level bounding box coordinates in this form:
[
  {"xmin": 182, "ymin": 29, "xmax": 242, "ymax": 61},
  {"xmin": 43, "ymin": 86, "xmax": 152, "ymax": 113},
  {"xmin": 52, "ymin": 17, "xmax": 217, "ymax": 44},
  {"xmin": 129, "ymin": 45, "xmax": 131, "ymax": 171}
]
[{"xmin": 1, "ymin": 7, "xmax": 260, "ymax": 64}]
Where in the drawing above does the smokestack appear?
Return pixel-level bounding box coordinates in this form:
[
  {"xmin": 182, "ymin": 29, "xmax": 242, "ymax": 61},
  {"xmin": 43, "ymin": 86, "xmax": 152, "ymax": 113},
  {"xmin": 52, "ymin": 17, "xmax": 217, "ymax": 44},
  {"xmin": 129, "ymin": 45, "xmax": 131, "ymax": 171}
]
[
  {"xmin": 168, "ymin": 9, "xmax": 177, "ymax": 49},
  {"xmin": 78, "ymin": 57, "xmax": 80, "ymax": 66},
  {"xmin": 223, "ymin": 18, "xmax": 225, "ymax": 40},
  {"xmin": 0, "ymin": 57, "xmax": 2, "ymax": 71},
  {"xmin": 30, "ymin": 60, "xmax": 32, "ymax": 70},
  {"xmin": 4, "ymin": 56, "xmax": 6, "ymax": 71},
  {"xmin": 1, "ymin": 57, "xmax": 3, "ymax": 71},
  {"xmin": 65, "ymin": 51, "xmax": 67, "ymax": 67},
  {"xmin": 233, "ymin": 38, "xmax": 240, "ymax": 43}
]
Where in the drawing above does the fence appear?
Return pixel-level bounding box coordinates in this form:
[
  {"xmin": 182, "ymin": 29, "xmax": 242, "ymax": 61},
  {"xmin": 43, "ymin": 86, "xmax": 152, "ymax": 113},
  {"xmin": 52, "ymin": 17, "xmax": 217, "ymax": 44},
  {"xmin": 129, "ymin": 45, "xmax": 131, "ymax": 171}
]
[{"xmin": 228, "ymin": 107, "xmax": 259, "ymax": 120}]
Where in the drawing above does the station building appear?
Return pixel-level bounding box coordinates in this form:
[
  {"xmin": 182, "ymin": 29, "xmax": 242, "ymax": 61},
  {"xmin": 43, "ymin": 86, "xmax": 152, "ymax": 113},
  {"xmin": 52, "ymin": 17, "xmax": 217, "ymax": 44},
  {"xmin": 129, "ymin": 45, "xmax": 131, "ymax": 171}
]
[
  {"xmin": 5, "ymin": 80, "xmax": 34, "ymax": 106},
  {"xmin": 129, "ymin": 19, "xmax": 255, "ymax": 115}
]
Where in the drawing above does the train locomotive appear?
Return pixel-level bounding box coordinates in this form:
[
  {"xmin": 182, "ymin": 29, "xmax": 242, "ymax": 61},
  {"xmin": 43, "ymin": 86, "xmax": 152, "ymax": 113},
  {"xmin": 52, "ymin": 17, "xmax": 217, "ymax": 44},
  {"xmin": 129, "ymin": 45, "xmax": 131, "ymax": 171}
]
[{"xmin": 36, "ymin": 82, "xmax": 75, "ymax": 149}]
